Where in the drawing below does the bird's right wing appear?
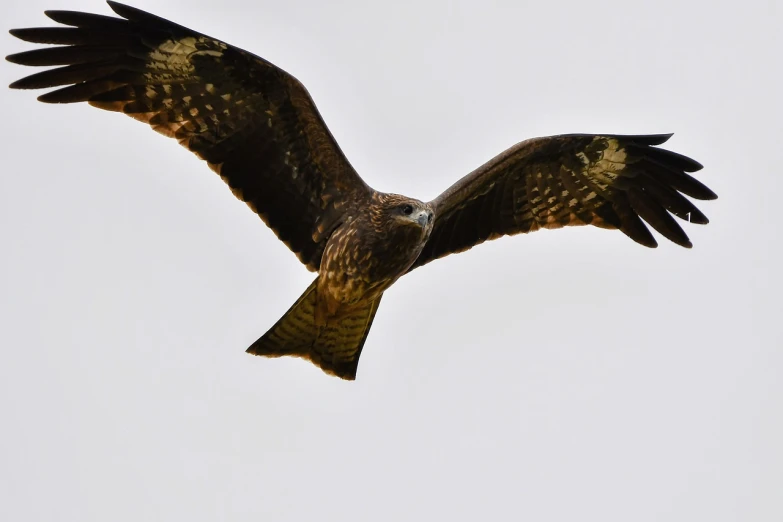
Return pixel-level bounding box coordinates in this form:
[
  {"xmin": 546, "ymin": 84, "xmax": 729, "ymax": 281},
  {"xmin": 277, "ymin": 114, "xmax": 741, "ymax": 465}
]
[{"xmin": 7, "ymin": 1, "xmax": 371, "ymax": 271}]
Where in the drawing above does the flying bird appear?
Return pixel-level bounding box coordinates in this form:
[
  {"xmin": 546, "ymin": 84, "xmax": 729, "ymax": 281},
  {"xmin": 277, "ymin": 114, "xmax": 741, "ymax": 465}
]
[{"xmin": 7, "ymin": 2, "xmax": 717, "ymax": 380}]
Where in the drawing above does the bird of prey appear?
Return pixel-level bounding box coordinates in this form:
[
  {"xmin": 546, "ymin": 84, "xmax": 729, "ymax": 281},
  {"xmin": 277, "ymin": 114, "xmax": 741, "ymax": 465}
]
[{"xmin": 7, "ymin": 2, "xmax": 717, "ymax": 380}]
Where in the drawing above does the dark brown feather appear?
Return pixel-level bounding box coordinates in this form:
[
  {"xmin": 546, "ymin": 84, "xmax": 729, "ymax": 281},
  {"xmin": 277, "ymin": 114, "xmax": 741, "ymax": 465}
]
[
  {"xmin": 638, "ymin": 158, "xmax": 717, "ymax": 200},
  {"xmin": 6, "ymin": 46, "xmax": 126, "ymax": 66},
  {"xmin": 7, "ymin": 1, "xmax": 372, "ymax": 271},
  {"xmin": 9, "ymin": 59, "xmax": 143, "ymax": 89},
  {"xmin": 626, "ymin": 187, "xmax": 691, "ymax": 248},
  {"xmin": 44, "ymin": 9, "xmax": 130, "ymax": 29},
  {"xmin": 9, "ymin": 27, "xmax": 138, "ymax": 46},
  {"xmin": 636, "ymin": 171, "xmax": 709, "ymax": 224}
]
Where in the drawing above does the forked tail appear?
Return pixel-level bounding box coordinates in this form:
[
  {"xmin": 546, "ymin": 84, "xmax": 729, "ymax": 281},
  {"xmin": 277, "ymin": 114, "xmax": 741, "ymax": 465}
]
[{"xmin": 246, "ymin": 280, "xmax": 383, "ymax": 380}]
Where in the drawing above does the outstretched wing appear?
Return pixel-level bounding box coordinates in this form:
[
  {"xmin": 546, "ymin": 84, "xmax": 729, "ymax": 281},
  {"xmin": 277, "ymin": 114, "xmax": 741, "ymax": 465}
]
[
  {"xmin": 411, "ymin": 134, "xmax": 716, "ymax": 270},
  {"xmin": 7, "ymin": 1, "xmax": 371, "ymax": 271}
]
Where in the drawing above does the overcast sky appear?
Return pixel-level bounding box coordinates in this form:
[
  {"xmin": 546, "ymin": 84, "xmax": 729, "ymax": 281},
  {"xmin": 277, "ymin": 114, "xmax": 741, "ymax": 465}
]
[{"xmin": 1, "ymin": 0, "xmax": 781, "ymax": 521}]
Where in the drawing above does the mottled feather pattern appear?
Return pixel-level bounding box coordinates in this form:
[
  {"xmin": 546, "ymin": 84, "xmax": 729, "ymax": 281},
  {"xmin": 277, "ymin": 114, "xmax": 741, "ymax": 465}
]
[
  {"xmin": 7, "ymin": 1, "xmax": 371, "ymax": 271},
  {"xmin": 412, "ymin": 134, "xmax": 715, "ymax": 270},
  {"xmin": 246, "ymin": 280, "xmax": 382, "ymax": 380}
]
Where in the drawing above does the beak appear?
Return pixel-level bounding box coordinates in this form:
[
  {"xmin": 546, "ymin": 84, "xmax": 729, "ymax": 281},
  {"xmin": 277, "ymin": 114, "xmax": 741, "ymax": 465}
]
[{"xmin": 416, "ymin": 210, "xmax": 432, "ymax": 227}]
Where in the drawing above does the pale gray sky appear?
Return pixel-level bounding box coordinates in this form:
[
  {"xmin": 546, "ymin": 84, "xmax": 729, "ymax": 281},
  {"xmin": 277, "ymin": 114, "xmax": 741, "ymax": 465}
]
[{"xmin": 1, "ymin": 0, "xmax": 781, "ymax": 521}]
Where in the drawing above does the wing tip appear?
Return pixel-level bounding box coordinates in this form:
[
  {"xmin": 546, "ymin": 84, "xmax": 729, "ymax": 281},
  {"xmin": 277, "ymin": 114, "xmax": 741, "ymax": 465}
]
[
  {"xmin": 5, "ymin": 51, "xmax": 24, "ymax": 65},
  {"xmin": 682, "ymin": 157, "xmax": 705, "ymax": 173},
  {"xmin": 634, "ymin": 231, "xmax": 694, "ymax": 249},
  {"xmin": 8, "ymin": 77, "xmax": 31, "ymax": 90},
  {"xmin": 638, "ymin": 236, "xmax": 659, "ymax": 248},
  {"xmin": 43, "ymin": 9, "xmax": 78, "ymax": 24},
  {"xmin": 105, "ymin": 0, "xmax": 183, "ymax": 30},
  {"xmin": 106, "ymin": 1, "xmax": 135, "ymax": 19},
  {"xmin": 605, "ymin": 133, "xmax": 673, "ymax": 146},
  {"xmin": 670, "ymin": 234, "xmax": 693, "ymax": 249},
  {"xmin": 638, "ymin": 133, "xmax": 674, "ymax": 146},
  {"xmin": 671, "ymin": 236, "xmax": 693, "ymax": 249},
  {"xmin": 37, "ymin": 91, "xmax": 67, "ymax": 103},
  {"xmin": 7, "ymin": 28, "xmax": 48, "ymax": 46},
  {"xmin": 679, "ymin": 208, "xmax": 710, "ymax": 225},
  {"xmin": 701, "ymin": 188, "xmax": 719, "ymax": 201}
]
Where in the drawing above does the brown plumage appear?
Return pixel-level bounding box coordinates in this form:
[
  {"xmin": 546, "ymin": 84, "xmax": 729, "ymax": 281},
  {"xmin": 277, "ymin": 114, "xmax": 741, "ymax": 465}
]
[{"xmin": 7, "ymin": 2, "xmax": 718, "ymax": 380}]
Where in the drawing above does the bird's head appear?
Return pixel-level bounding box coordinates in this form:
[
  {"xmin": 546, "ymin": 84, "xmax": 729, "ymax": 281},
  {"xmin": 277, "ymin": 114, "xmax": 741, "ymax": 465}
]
[{"xmin": 372, "ymin": 193, "xmax": 434, "ymax": 238}]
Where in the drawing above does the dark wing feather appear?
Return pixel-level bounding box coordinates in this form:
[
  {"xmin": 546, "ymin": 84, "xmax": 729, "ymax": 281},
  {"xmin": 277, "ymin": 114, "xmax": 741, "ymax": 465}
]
[
  {"xmin": 411, "ymin": 134, "xmax": 716, "ymax": 270},
  {"xmin": 7, "ymin": 1, "xmax": 371, "ymax": 271}
]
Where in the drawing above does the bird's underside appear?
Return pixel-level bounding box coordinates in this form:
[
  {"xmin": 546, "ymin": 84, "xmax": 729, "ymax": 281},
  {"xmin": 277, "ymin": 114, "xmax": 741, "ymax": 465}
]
[{"xmin": 7, "ymin": 1, "xmax": 717, "ymax": 380}]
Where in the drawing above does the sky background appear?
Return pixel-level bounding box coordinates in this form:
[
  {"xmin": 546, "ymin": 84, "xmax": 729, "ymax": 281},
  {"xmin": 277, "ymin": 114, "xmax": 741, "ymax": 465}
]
[{"xmin": 1, "ymin": 0, "xmax": 781, "ymax": 520}]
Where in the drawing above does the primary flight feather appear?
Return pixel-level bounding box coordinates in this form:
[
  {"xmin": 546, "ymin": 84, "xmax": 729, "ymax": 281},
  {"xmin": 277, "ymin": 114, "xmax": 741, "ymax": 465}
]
[{"xmin": 7, "ymin": 1, "xmax": 717, "ymax": 379}]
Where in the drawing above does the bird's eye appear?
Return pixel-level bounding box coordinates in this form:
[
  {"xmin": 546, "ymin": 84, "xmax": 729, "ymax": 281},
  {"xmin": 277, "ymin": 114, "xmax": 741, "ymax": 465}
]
[{"xmin": 401, "ymin": 204, "xmax": 414, "ymax": 215}]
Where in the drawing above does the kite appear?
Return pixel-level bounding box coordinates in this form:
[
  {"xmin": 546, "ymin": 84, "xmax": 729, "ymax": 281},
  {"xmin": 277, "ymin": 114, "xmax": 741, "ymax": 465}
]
[{"xmin": 7, "ymin": 2, "xmax": 717, "ymax": 379}]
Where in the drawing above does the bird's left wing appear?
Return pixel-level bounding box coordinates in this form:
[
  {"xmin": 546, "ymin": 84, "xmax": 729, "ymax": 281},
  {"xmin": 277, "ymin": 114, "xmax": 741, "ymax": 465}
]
[
  {"xmin": 410, "ymin": 133, "xmax": 717, "ymax": 270},
  {"xmin": 7, "ymin": 1, "xmax": 371, "ymax": 271}
]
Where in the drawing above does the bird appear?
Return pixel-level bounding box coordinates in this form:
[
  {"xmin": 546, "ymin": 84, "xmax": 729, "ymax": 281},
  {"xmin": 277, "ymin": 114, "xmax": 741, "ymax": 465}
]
[{"xmin": 7, "ymin": 1, "xmax": 717, "ymax": 380}]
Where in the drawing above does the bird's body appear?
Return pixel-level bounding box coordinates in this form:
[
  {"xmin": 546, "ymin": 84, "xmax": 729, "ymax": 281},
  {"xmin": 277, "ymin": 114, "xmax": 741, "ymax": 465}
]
[
  {"xmin": 316, "ymin": 193, "xmax": 433, "ymax": 322},
  {"xmin": 7, "ymin": 2, "xmax": 717, "ymax": 379}
]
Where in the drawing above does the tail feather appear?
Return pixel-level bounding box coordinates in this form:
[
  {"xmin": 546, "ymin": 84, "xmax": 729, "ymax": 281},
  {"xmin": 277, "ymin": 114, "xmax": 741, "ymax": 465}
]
[{"xmin": 246, "ymin": 279, "xmax": 383, "ymax": 380}]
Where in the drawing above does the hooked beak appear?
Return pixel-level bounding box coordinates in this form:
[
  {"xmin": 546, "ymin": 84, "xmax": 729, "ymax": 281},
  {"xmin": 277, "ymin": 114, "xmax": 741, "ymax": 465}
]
[{"xmin": 416, "ymin": 210, "xmax": 432, "ymax": 227}]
